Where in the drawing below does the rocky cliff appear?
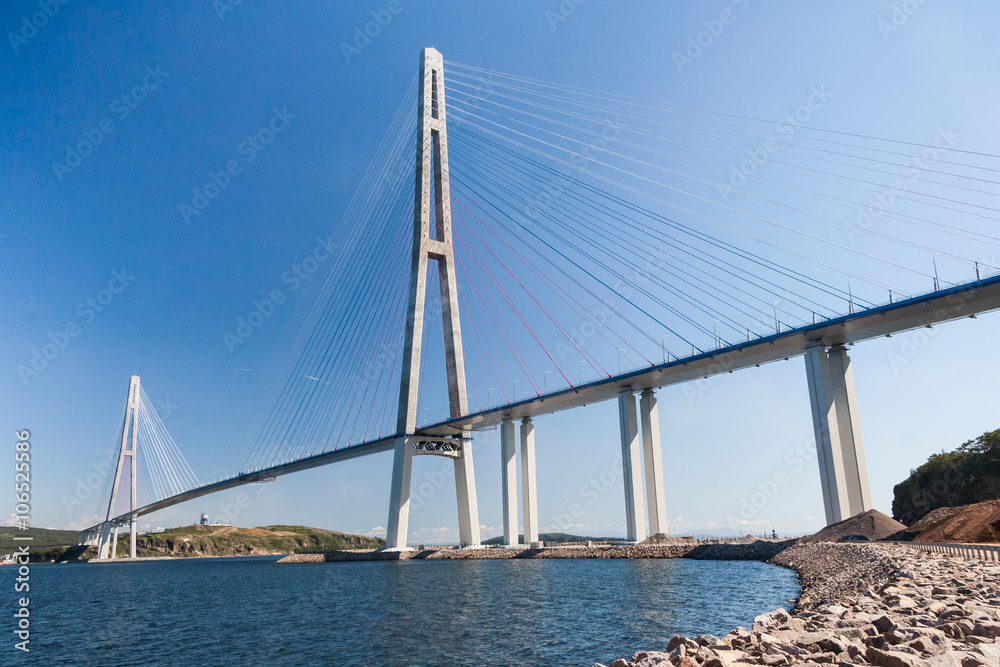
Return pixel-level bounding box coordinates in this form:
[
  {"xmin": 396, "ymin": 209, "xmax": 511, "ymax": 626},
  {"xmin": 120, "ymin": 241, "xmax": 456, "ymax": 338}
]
[{"xmin": 892, "ymin": 428, "xmax": 1000, "ymax": 526}]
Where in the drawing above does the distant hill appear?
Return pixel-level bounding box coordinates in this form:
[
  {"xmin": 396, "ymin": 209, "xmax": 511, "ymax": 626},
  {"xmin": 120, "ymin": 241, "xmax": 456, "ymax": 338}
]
[
  {"xmin": 1, "ymin": 526, "xmax": 79, "ymax": 550},
  {"xmin": 133, "ymin": 524, "xmax": 384, "ymax": 558},
  {"xmin": 18, "ymin": 525, "xmax": 384, "ymax": 562},
  {"xmin": 482, "ymin": 532, "xmax": 627, "ymax": 545},
  {"xmin": 893, "ymin": 428, "xmax": 1000, "ymax": 525}
]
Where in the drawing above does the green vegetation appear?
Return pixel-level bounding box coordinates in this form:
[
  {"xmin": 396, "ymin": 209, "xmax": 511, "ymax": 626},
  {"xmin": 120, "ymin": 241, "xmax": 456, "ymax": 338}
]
[
  {"xmin": 132, "ymin": 524, "xmax": 384, "ymax": 558},
  {"xmin": 893, "ymin": 428, "xmax": 1000, "ymax": 525},
  {"xmin": 0, "ymin": 526, "xmax": 78, "ymax": 550},
  {"xmin": 5, "ymin": 524, "xmax": 384, "ymax": 562}
]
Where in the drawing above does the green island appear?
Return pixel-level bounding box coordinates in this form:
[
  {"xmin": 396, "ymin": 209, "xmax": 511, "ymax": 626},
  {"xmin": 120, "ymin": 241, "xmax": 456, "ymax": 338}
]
[{"xmin": 3, "ymin": 524, "xmax": 383, "ymax": 562}]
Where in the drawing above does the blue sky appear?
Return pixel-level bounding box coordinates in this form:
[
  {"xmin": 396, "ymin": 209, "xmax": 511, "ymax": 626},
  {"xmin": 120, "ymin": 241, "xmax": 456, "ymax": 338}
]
[{"xmin": 3, "ymin": 2, "xmax": 1000, "ymax": 543}]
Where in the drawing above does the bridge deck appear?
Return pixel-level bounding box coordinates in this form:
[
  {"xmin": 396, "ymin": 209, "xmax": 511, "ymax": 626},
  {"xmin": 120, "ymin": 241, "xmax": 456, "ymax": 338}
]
[{"xmin": 85, "ymin": 274, "xmax": 1000, "ymax": 532}]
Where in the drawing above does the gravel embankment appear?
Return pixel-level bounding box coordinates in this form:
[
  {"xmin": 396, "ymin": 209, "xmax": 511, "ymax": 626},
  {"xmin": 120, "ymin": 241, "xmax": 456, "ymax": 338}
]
[
  {"xmin": 601, "ymin": 543, "xmax": 1000, "ymax": 667},
  {"xmin": 277, "ymin": 544, "xmax": 693, "ymax": 562}
]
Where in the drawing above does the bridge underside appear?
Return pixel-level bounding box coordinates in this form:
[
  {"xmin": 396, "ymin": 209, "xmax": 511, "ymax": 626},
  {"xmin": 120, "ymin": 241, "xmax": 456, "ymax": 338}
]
[{"xmin": 84, "ymin": 274, "xmax": 1000, "ymax": 544}]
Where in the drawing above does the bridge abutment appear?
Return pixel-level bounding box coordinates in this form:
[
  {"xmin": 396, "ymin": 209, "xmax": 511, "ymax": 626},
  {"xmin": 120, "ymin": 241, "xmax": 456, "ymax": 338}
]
[{"xmin": 804, "ymin": 342, "xmax": 873, "ymax": 525}]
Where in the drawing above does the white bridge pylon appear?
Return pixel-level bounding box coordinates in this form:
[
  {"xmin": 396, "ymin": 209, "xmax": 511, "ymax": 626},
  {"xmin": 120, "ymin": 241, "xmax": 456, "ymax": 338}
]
[
  {"xmin": 85, "ymin": 375, "xmax": 201, "ymax": 559},
  {"xmin": 385, "ymin": 47, "xmax": 480, "ymax": 550},
  {"xmin": 384, "ymin": 48, "xmax": 676, "ymax": 550},
  {"xmin": 97, "ymin": 375, "xmax": 140, "ymax": 560}
]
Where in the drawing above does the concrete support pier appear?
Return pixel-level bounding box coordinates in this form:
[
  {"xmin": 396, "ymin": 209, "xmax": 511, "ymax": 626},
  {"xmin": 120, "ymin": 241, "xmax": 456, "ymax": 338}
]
[
  {"xmin": 804, "ymin": 342, "xmax": 873, "ymax": 525},
  {"xmin": 618, "ymin": 388, "xmax": 646, "ymax": 543},
  {"xmin": 454, "ymin": 440, "xmax": 481, "ymax": 548},
  {"xmin": 385, "ymin": 436, "xmax": 415, "ymax": 550},
  {"xmin": 639, "ymin": 389, "xmax": 668, "ymax": 537},
  {"xmin": 501, "ymin": 418, "xmax": 518, "ymax": 546},
  {"xmin": 520, "ymin": 417, "xmax": 538, "ymax": 545}
]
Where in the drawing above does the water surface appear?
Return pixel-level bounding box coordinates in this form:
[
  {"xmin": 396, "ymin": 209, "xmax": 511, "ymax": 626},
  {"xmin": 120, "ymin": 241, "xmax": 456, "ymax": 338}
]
[{"xmin": 4, "ymin": 556, "xmax": 798, "ymax": 666}]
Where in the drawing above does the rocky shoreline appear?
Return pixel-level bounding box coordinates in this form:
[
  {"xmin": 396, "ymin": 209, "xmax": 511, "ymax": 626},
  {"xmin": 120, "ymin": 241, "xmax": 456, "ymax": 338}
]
[
  {"xmin": 603, "ymin": 543, "xmax": 1000, "ymax": 667},
  {"xmin": 275, "ymin": 538, "xmax": 790, "ymax": 563}
]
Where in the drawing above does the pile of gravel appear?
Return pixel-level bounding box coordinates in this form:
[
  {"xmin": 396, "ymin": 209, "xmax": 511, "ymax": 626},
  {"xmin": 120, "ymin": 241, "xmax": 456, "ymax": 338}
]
[
  {"xmin": 907, "ymin": 499, "xmax": 1000, "ymax": 543},
  {"xmin": 800, "ymin": 509, "xmax": 906, "ymax": 543}
]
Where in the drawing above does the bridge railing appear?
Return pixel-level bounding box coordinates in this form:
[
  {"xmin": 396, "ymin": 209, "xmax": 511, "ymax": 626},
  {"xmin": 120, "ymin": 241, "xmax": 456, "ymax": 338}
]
[{"xmin": 890, "ymin": 541, "xmax": 1000, "ymax": 561}]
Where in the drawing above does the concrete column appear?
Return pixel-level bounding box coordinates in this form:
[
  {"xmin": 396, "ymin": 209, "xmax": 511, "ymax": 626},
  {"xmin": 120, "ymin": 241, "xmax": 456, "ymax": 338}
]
[
  {"xmin": 454, "ymin": 439, "xmax": 481, "ymax": 547},
  {"xmin": 129, "ymin": 518, "xmax": 137, "ymax": 559},
  {"xmin": 520, "ymin": 417, "xmax": 538, "ymax": 545},
  {"xmin": 639, "ymin": 389, "xmax": 668, "ymax": 537},
  {"xmin": 110, "ymin": 526, "xmax": 119, "ymax": 559},
  {"xmin": 826, "ymin": 344, "xmax": 873, "ymax": 516},
  {"xmin": 97, "ymin": 524, "xmax": 112, "ymax": 559},
  {"xmin": 805, "ymin": 342, "xmax": 875, "ymax": 525},
  {"xmin": 805, "ymin": 343, "xmax": 848, "ymax": 524},
  {"xmin": 501, "ymin": 418, "xmax": 518, "ymax": 546},
  {"xmin": 618, "ymin": 389, "xmax": 646, "ymax": 543},
  {"xmin": 385, "ymin": 436, "xmax": 415, "ymax": 550}
]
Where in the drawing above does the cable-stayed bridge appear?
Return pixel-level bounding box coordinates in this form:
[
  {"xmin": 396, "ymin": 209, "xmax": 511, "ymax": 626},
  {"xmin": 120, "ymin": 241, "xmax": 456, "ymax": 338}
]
[{"xmin": 81, "ymin": 48, "xmax": 1000, "ymax": 557}]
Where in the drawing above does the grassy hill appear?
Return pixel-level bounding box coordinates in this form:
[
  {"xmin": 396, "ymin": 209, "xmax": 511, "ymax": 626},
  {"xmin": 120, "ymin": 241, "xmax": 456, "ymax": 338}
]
[
  {"xmin": 893, "ymin": 428, "xmax": 1000, "ymax": 525},
  {"xmin": 10, "ymin": 524, "xmax": 384, "ymax": 562},
  {"xmin": 131, "ymin": 524, "xmax": 384, "ymax": 558},
  {"xmin": 1, "ymin": 526, "xmax": 78, "ymax": 549}
]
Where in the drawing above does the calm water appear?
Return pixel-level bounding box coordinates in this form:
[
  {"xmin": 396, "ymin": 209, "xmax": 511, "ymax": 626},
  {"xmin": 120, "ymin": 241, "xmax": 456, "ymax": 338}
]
[{"xmin": 4, "ymin": 556, "xmax": 797, "ymax": 666}]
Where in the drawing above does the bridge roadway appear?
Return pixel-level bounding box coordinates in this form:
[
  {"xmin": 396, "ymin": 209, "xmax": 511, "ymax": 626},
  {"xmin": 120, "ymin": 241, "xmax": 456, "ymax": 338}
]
[{"xmin": 87, "ymin": 273, "xmax": 1000, "ymax": 531}]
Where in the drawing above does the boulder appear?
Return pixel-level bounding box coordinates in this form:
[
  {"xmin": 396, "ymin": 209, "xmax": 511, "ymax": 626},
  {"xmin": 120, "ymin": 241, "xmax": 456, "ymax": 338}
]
[
  {"xmin": 972, "ymin": 623, "xmax": 1000, "ymax": 639},
  {"xmin": 866, "ymin": 646, "xmax": 930, "ymax": 667},
  {"xmin": 754, "ymin": 609, "xmax": 792, "ymax": 629}
]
